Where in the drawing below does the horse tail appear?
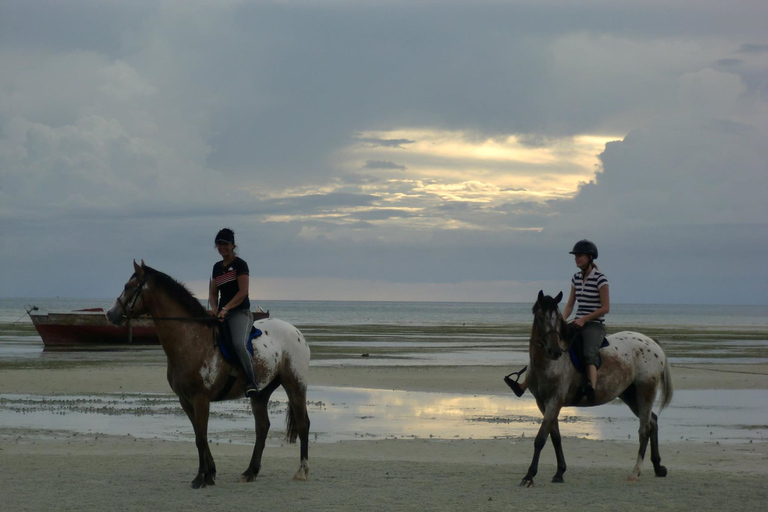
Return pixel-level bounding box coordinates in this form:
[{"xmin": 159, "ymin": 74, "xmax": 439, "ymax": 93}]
[
  {"xmin": 658, "ymin": 343, "xmax": 674, "ymax": 411},
  {"xmin": 286, "ymin": 405, "xmax": 299, "ymax": 444}
]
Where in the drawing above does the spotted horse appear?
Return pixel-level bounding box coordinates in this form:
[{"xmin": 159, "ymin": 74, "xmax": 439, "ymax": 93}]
[
  {"xmin": 515, "ymin": 291, "xmax": 673, "ymax": 487},
  {"xmin": 107, "ymin": 261, "xmax": 310, "ymax": 488}
]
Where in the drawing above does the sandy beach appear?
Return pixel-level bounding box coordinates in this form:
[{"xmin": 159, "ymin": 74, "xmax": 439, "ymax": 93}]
[{"xmin": 2, "ymin": 360, "xmax": 767, "ymax": 512}]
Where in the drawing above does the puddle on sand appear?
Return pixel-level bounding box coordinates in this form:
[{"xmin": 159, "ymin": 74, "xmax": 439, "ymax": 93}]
[{"xmin": 1, "ymin": 388, "xmax": 765, "ymax": 446}]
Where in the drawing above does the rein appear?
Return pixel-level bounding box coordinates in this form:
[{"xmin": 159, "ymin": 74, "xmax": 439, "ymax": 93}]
[
  {"xmin": 532, "ymin": 324, "xmax": 568, "ymax": 356},
  {"xmin": 116, "ymin": 275, "xmax": 218, "ymax": 325}
]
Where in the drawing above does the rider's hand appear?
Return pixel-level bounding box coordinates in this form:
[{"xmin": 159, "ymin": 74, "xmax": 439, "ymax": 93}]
[{"xmin": 573, "ymin": 317, "xmax": 585, "ymax": 328}]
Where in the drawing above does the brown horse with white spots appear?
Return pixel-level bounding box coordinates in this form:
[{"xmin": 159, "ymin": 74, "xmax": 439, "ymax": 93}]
[
  {"xmin": 518, "ymin": 291, "xmax": 673, "ymax": 487},
  {"xmin": 107, "ymin": 261, "xmax": 310, "ymax": 488}
]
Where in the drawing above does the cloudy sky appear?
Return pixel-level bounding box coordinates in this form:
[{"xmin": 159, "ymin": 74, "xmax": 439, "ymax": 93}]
[{"xmin": 1, "ymin": 0, "xmax": 767, "ymax": 305}]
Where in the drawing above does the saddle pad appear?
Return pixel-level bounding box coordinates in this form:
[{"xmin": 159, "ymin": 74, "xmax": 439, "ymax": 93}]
[
  {"xmin": 218, "ymin": 326, "xmax": 263, "ymax": 365},
  {"xmin": 569, "ymin": 337, "xmax": 610, "ymax": 372}
]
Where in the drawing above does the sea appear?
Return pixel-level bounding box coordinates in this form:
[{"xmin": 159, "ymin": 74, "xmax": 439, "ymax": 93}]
[{"xmin": 3, "ymin": 297, "xmax": 768, "ymax": 327}]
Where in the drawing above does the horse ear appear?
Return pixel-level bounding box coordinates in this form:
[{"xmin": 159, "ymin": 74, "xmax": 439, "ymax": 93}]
[
  {"xmin": 538, "ymin": 290, "xmax": 544, "ymax": 302},
  {"xmin": 555, "ymin": 291, "xmax": 563, "ymax": 304},
  {"xmin": 140, "ymin": 259, "xmax": 146, "ymax": 268},
  {"xmin": 133, "ymin": 260, "xmax": 144, "ymax": 277}
]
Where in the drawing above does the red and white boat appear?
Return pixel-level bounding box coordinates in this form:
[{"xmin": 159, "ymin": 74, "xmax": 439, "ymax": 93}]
[{"xmin": 27, "ymin": 306, "xmax": 269, "ymax": 349}]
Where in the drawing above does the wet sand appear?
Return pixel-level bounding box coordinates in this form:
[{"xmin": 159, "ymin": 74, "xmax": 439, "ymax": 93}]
[
  {"xmin": 2, "ymin": 362, "xmax": 767, "ymax": 395},
  {"xmin": 2, "ymin": 361, "xmax": 768, "ymax": 511}
]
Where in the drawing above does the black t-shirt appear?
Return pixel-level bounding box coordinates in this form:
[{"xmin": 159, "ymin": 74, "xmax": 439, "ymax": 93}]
[{"xmin": 212, "ymin": 257, "xmax": 250, "ymax": 311}]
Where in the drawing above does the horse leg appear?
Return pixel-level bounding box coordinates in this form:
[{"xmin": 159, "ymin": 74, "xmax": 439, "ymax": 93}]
[
  {"xmin": 241, "ymin": 381, "xmax": 278, "ymax": 482},
  {"xmin": 521, "ymin": 406, "xmax": 560, "ymax": 488},
  {"xmin": 283, "ymin": 379, "xmax": 311, "ymax": 481},
  {"xmin": 628, "ymin": 385, "xmax": 655, "ymax": 482},
  {"xmin": 550, "ymin": 419, "xmax": 567, "ymax": 483},
  {"xmin": 179, "ymin": 396, "xmax": 215, "ymax": 488},
  {"xmin": 649, "ymin": 412, "xmax": 667, "ymax": 477}
]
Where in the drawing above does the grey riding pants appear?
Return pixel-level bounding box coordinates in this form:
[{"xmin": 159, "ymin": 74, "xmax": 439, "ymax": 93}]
[
  {"xmin": 226, "ymin": 308, "xmax": 258, "ymax": 386},
  {"xmin": 580, "ymin": 321, "xmax": 606, "ymax": 368}
]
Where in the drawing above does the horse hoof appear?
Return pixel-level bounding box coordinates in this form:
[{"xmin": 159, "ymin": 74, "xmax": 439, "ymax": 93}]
[
  {"xmin": 191, "ymin": 478, "xmax": 205, "ymax": 489},
  {"xmin": 293, "ymin": 466, "xmax": 309, "ymax": 481},
  {"xmin": 552, "ymin": 476, "xmax": 564, "ymax": 483},
  {"xmin": 240, "ymin": 472, "xmax": 256, "ymax": 483},
  {"xmin": 627, "ymin": 474, "xmax": 639, "ymax": 482},
  {"xmin": 654, "ymin": 466, "xmax": 668, "ymax": 478},
  {"xmin": 520, "ymin": 479, "xmax": 534, "ymax": 488}
]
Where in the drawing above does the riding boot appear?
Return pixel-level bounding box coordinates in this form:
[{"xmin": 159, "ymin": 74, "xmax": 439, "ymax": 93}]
[
  {"xmin": 503, "ymin": 366, "xmax": 527, "ymax": 397},
  {"xmin": 580, "ymin": 381, "xmax": 596, "ymax": 404}
]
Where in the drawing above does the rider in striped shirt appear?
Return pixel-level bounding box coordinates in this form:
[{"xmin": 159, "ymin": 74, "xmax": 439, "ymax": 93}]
[
  {"xmin": 505, "ymin": 240, "xmax": 610, "ymax": 401},
  {"xmin": 562, "ymin": 240, "xmax": 610, "ymax": 401}
]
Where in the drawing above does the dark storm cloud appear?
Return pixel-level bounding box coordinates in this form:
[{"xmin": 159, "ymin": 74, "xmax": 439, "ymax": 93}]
[
  {"xmin": 353, "ymin": 209, "xmax": 417, "ymax": 221},
  {"xmin": 358, "ymin": 138, "xmax": 417, "ymax": 149},
  {"xmin": 364, "ymin": 160, "xmax": 406, "ymax": 171},
  {"xmin": 737, "ymin": 43, "xmax": 768, "ymax": 54}
]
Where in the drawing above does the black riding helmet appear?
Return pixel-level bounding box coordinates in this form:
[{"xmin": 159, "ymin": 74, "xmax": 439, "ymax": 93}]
[{"xmin": 569, "ymin": 239, "xmax": 598, "ymax": 259}]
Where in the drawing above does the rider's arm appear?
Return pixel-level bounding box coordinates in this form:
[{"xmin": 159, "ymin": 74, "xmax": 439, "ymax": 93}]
[
  {"xmin": 208, "ymin": 278, "xmax": 219, "ymax": 314},
  {"xmin": 562, "ymin": 285, "xmax": 576, "ymax": 320}
]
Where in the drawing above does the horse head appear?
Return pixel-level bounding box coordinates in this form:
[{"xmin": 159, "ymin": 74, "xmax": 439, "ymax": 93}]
[
  {"xmin": 106, "ymin": 260, "xmax": 151, "ymax": 325},
  {"xmin": 531, "ymin": 290, "xmax": 567, "ymax": 360}
]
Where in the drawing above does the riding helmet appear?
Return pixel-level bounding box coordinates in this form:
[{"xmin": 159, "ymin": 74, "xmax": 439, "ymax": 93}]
[
  {"xmin": 215, "ymin": 228, "xmax": 235, "ymax": 244},
  {"xmin": 569, "ymin": 239, "xmax": 598, "ymax": 259}
]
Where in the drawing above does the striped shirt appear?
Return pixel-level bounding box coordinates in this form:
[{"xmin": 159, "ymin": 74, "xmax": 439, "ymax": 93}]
[{"xmin": 572, "ymin": 268, "xmax": 609, "ymax": 323}]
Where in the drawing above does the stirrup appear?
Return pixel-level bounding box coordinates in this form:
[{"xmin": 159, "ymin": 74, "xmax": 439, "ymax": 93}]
[
  {"xmin": 503, "ymin": 366, "xmax": 527, "ymax": 397},
  {"xmin": 245, "ymin": 384, "xmax": 259, "ymax": 398}
]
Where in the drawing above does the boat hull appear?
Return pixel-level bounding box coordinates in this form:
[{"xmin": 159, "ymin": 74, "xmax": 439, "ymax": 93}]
[{"xmin": 29, "ymin": 308, "xmax": 269, "ymax": 348}]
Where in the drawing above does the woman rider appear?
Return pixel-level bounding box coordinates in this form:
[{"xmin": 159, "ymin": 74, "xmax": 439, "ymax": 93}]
[
  {"xmin": 209, "ymin": 228, "xmax": 259, "ymax": 398},
  {"xmin": 505, "ymin": 240, "xmax": 610, "ymax": 401}
]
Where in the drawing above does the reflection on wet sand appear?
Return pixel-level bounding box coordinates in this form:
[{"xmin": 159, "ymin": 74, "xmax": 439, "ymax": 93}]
[{"xmin": 1, "ymin": 387, "xmax": 765, "ymax": 445}]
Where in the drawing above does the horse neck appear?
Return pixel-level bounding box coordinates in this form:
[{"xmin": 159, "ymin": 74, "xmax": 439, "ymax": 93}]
[
  {"xmin": 145, "ymin": 285, "xmax": 214, "ymax": 362},
  {"xmin": 528, "ymin": 321, "xmax": 547, "ymax": 364}
]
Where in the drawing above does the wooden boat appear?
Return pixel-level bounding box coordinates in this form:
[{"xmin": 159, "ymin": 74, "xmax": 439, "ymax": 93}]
[{"xmin": 27, "ymin": 306, "xmax": 269, "ymax": 349}]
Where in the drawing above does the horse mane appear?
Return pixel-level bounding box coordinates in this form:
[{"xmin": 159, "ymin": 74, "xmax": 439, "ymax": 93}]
[{"xmin": 142, "ymin": 265, "xmax": 211, "ymax": 322}]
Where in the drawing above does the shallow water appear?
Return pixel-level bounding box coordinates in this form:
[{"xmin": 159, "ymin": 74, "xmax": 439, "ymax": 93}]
[
  {"xmin": 1, "ymin": 387, "xmax": 765, "ymax": 446},
  {"xmin": 3, "ymin": 335, "xmax": 768, "ymax": 367}
]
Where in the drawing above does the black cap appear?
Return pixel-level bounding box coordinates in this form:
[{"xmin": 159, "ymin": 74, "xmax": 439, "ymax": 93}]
[{"xmin": 215, "ymin": 228, "xmax": 235, "ymax": 244}]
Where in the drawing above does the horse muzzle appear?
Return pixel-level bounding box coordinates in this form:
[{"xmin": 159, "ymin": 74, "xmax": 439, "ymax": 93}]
[
  {"xmin": 548, "ymin": 347, "xmax": 563, "ymax": 360},
  {"xmin": 106, "ymin": 305, "xmax": 126, "ymax": 326}
]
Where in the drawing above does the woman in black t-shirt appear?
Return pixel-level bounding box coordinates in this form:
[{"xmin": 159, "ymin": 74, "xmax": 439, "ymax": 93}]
[{"xmin": 208, "ymin": 228, "xmax": 259, "ymax": 397}]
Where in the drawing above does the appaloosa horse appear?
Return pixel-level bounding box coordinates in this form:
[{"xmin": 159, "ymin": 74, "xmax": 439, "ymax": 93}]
[
  {"xmin": 515, "ymin": 291, "xmax": 673, "ymax": 487},
  {"xmin": 107, "ymin": 261, "xmax": 310, "ymax": 488}
]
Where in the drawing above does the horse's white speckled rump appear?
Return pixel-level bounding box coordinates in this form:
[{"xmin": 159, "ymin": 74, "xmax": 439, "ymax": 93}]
[{"xmin": 251, "ymin": 318, "xmax": 311, "ymax": 389}]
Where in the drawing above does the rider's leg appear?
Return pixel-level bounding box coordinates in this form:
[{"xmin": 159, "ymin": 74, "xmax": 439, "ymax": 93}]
[
  {"xmin": 580, "ymin": 322, "xmax": 605, "ymax": 397},
  {"xmin": 586, "ymin": 365, "xmax": 597, "ymax": 389},
  {"xmin": 227, "ymin": 308, "xmax": 259, "ymax": 395}
]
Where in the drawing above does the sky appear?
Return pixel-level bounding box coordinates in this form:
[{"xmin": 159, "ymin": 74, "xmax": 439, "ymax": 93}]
[{"xmin": 1, "ymin": 0, "xmax": 767, "ymax": 305}]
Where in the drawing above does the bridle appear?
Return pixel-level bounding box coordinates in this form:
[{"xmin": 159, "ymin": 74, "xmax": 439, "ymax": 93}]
[
  {"xmin": 532, "ymin": 316, "xmax": 567, "ymax": 355},
  {"xmin": 115, "ymin": 275, "xmax": 150, "ymax": 321}
]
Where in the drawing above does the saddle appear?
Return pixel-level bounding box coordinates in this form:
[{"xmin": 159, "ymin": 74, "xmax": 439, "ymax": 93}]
[{"xmin": 568, "ymin": 331, "xmax": 609, "ymax": 372}]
